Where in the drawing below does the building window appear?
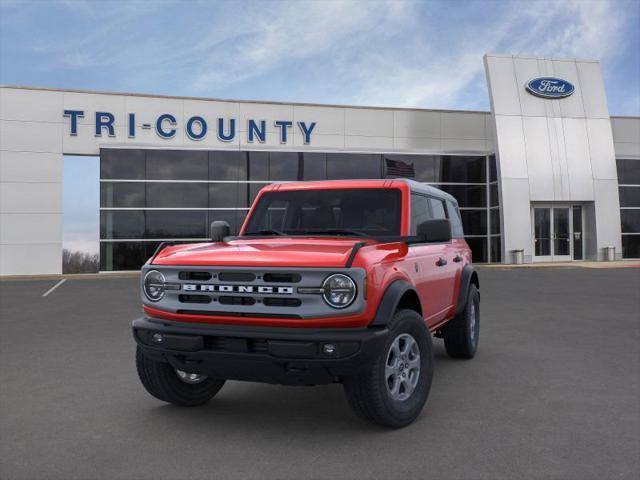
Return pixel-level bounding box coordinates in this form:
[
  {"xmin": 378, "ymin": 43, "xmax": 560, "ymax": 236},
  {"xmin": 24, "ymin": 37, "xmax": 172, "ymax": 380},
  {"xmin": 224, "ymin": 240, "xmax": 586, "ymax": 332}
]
[
  {"xmin": 327, "ymin": 153, "xmax": 382, "ymax": 179},
  {"xmin": 100, "ymin": 210, "xmax": 145, "ymax": 239},
  {"xmin": 619, "ymin": 186, "xmax": 640, "ymax": 207},
  {"xmin": 209, "ymin": 183, "xmax": 249, "ymax": 208},
  {"xmin": 146, "ymin": 182, "xmax": 209, "ymax": 208},
  {"xmin": 385, "ymin": 155, "xmax": 439, "ymax": 182},
  {"xmin": 621, "ymin": 236, "xmax": 640, "ymax": 259},
  {"xmin": 301, "ymin": 152, "xmax": 327, "ymax": 180},
  {"xmin": 617, "ymin": 158, "xmax": 640, "ymax": 185},
  {"xmin": 209, "ymin": 151, "xmax": 247, "ymax": 181},
  {"xmin": 621, "ymin": 210, "xmax": 640, "ymax": 233},
  {"xmin": 490, "ymin": 236, "xmax": 501, "ymax": 262},
  {"xmin": 145, "ymin": 211, "xmax": 209, "ymax": 239},
  {"xmin": 146, "ymin": 150, "xmax": 208, "ymax": 180},
  {"xmin": 489, "ymin": 155, "xmax": 498, "ymax": 182},
  {"xmin": 100, "ymin": 241, "xmax": 158, "ymax": 271},
  {"xmin": 436, "ymin": 184, "xmax": 486, "ymax": 208},
  {"xmin": 440, "ymin": 155, "xmax": 486, "ymax": 183},
  {"xmin": 617, "ymin": 158, "xmax": 640, "ymax": 259},
  {"xmin": 100, "ymin": 149, "xmax": 145, "ymax": 179},
  {"xmin": 100, "ymin": 182, "xmax": 145, "ymax": 208},
  {"xmin": 464, "ymin": 237, "xmax": 488, "ymax": 263},
  {"xmin": 100, "ymin": 149, "xmax": 502, "ymax": 270},
  {"xmin": 460, "ymin": 210, "xmax": 487, "ymax": 236},
  {"xmin": 248, "ymin": 151, "xmax": 269, "ymax": 180},
  {"xmin": 268, "ymin": 152, "xmax": 299, "ymax": 180}
]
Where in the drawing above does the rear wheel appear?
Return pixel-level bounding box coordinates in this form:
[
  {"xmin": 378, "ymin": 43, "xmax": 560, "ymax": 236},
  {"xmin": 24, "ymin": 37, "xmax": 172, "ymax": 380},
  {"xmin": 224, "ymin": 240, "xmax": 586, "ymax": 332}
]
[
  {"xmin": 343, "ymin": 309, "xmax": 433, "ymax": 428},
  {"xmin": 136, "ymin": 347, "xmax": 225, "ymax": 406},
  {"xmin": 443, "ymin": 284, "xmax": 479, "ymax": 359}
]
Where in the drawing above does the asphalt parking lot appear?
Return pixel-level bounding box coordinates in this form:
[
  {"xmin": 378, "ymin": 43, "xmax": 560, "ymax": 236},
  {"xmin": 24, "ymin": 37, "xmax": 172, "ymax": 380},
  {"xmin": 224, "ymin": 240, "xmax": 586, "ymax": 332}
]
[{"xmin": 1, "ymin": 267, "xmax": 639, "ymax": 480}]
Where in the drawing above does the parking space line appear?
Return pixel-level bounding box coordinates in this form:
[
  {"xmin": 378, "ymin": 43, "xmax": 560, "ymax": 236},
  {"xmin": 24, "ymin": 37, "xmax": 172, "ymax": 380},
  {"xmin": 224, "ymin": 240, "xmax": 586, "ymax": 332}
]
[{"xmin": 42, "ymin": 279, "xmax": 66, "ymax": 297}]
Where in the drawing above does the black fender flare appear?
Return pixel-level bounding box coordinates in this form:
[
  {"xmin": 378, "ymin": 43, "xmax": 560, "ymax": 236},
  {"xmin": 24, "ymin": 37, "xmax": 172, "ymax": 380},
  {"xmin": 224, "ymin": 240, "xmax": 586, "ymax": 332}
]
[
  {"xmin": 370, "ymin": 280, "xmax": 419, "ymax": 327},
  {"xmin": 455, "ymin": 265, "xmax": 479, "ymax": 315}
]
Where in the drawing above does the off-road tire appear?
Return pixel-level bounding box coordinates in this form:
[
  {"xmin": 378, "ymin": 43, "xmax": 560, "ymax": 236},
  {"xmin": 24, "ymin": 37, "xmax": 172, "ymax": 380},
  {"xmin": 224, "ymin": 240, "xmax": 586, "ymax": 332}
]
[
  {"xmin": 443, "ymin": 284, "xmax": 479, "ymax": 359},
  {"xmin": 136, "ymin": 347, "xmax": 225, "ymax": 406},
  {"xmin": 343, "ymin": 309, "xmax": 434, "ymax": 428}
]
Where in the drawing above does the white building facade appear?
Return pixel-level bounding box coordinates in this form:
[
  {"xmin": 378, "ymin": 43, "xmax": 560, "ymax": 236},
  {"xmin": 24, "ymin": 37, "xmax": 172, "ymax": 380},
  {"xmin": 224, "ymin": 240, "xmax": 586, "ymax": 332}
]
[{"xmin": 1, "ymin": 54, "xmax": 639, "ymax": 275}]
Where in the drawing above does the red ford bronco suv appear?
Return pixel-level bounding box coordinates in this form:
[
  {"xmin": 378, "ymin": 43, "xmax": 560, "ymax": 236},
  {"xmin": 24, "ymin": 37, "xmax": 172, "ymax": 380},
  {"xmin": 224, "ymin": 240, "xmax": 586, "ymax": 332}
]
[{"xmin": 133, "ymin": 179, "xmax": 479, "ymax": 427}]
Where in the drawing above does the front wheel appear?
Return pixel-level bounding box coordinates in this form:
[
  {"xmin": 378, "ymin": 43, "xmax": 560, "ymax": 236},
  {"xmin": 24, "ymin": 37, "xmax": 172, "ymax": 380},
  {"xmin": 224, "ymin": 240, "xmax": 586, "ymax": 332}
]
[
  {"xmin": 136, "ymin": 347, "xmax": 225, "ymax": 406},
  {"xmin": 343, "ymin": 309, "xmax": 434, "ymax": 428}
]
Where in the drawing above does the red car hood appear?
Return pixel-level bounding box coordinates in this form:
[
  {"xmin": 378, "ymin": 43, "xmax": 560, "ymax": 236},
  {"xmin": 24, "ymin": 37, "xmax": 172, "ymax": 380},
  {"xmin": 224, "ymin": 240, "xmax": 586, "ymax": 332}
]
[{"xmin": 151, "ymin": 237, "xmax": 375, "ymax": 268}]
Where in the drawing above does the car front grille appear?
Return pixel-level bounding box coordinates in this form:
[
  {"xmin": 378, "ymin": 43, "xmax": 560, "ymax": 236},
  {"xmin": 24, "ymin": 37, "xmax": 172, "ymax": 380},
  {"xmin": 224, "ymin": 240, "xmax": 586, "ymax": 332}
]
[{"xmin": 143, "ymin": 266, "xmax": 366, "ymax": 319}]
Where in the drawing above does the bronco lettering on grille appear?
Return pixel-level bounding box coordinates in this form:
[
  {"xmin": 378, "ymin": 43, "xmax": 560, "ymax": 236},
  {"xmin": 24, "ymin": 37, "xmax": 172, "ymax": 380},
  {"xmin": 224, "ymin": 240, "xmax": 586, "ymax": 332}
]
[{"xmin": 182, "ymin": 284, "xmax": 293, "ymax": 294}]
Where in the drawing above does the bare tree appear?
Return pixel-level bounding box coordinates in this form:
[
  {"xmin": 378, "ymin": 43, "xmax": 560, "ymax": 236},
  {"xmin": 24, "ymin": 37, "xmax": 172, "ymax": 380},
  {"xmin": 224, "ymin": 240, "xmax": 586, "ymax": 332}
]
[{"xmin": 62, "ymin": 249, "xmax": 99, "ymax": 274}]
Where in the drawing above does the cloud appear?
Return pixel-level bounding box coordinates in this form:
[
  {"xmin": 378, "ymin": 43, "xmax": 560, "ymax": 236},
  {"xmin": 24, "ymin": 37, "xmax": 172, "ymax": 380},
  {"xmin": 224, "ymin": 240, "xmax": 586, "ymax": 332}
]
[
  {"xmin": 63, "ymin": 236, "xmax": 99, "ymax": 255},
  {"xmin": 2, "ymin": 0, "xmax": 637, "ymax": 113},
  {"xmin": 28, "ymin": 1, "xmax": 159, "ymax": 59},
  {"xmin": 186, "ymin": 1, "xmax": 414, "ymax": 93},
  {"xmin": 330, "ymin": 0, "xmax": 630, "ymax": 109},
  {"xmin": 503, "ymin": 0, "xmax": 627, "ymax": 59},
  {"xmin": 170, "ymin": 0, "xmax": 631, "ymax": 110},
  {"xmin": 61, "ymin": 51, "xmax": 101, "ymax": 68}
]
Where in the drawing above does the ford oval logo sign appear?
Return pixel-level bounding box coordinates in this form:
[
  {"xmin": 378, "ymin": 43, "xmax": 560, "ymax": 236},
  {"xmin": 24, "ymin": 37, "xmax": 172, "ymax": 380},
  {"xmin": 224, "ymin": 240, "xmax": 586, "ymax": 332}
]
[{"xmin": 526, "ymin": 77, "xmax": 575, "ymax": 99}]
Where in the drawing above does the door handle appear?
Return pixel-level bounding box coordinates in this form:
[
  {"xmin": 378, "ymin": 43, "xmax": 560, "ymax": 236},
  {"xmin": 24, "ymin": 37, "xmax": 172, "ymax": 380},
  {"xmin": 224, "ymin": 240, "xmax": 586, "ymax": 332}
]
[
  {"xmin": 453, "ymin": 254, "xmax": 463, "ymax": 263},
  {"xmin": 436, "ymin": 257, "xmax": 447, "ymax": 267}
]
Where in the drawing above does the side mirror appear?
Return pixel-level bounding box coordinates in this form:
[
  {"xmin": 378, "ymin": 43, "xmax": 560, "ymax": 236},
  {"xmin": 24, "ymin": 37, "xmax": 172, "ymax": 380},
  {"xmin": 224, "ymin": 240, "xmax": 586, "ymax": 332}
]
[
  {"xmin": 210, "ymin": 221, "xmax": 230, "ymax": 242},
  {"xmin": 416, "ymin": 219, "xmax": 451, "ymax": 243}
]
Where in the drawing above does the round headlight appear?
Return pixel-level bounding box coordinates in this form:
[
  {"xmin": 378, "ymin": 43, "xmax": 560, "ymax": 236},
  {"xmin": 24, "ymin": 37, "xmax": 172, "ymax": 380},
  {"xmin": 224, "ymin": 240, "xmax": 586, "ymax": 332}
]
[
  {"xmin": 143, "ymin": 270, "xmax": 166, "ymax": 302},
  {"xmin": 322, "ymin": 274, "xmax": 357, "ymax": 309}
]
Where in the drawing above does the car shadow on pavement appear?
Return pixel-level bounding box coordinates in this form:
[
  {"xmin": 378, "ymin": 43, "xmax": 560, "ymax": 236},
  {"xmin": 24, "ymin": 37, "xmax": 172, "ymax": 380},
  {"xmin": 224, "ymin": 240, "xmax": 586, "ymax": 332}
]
[{"xmin": 131, "ymin": 342, "xmax": 466, "ymax": 436}]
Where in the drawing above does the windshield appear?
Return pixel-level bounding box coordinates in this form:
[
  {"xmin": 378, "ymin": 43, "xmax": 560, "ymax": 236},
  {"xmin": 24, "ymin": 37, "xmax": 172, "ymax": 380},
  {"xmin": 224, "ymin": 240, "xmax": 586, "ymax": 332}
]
[{"xmin": 243, "ymin": 188, "xmax": 402, "ymax": 237}]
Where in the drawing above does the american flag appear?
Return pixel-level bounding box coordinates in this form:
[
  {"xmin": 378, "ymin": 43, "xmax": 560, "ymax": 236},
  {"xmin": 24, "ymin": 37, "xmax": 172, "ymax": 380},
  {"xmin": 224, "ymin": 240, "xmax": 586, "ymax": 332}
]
[{"xmin": 385, "ymin": 158, "xmax": 415, "ymax": 178}]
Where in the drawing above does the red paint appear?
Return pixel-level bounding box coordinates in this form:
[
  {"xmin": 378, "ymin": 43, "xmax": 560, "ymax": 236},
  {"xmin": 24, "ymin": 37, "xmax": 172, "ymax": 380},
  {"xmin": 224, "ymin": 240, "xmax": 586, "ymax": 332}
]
[
  {"xmin": 147, "ymin": 179, "xmax": 471, "ymax": 331},
  {"xmin": 152, "ymin": 238, "xmax": 378, "ymax": 268}
]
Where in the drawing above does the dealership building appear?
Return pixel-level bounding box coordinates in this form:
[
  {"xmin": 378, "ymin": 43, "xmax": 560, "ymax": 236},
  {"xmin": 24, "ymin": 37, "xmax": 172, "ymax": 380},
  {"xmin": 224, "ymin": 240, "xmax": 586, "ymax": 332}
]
[{"xmin": 1, "ymin": 53, "xmax": 639, "ymax": 275}]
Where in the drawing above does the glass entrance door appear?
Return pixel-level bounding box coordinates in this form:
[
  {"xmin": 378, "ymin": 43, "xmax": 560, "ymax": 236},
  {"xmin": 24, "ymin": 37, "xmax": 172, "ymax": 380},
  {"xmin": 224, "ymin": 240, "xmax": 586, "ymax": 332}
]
[
  {"xmin": 532, "ymin": 205, "xmax": 583, "ymax": 262},
  {"xmin": 552, "ymin": 207, "xmax": 571, "ymax": 261},
  {"xmin": 534, "ymin": 207, "xmax": 552, "ymax": 260}
]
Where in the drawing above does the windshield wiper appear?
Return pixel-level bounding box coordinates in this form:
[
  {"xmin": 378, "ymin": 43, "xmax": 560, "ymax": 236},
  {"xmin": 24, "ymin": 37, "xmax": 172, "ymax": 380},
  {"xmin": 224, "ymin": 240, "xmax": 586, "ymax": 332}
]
[
  {"xmin": 244, "ymin": 229, "xmax": 287, "ymax": 236},
  {"xmin": 302, "ymin": 229, "xmax": 368, "ymax": 237}
]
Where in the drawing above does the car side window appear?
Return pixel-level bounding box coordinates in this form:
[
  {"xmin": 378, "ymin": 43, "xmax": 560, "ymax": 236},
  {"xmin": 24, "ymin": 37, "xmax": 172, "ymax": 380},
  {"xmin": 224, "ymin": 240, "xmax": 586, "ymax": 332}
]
[
  {"xmin": 410, "ymin": 193, "xmax": 431, "ymax": 235},
  {"xmin": 446, "ymin": 200, "xmax": 464, "ymax": 237},
  {"xmin": 428, "ymin": 198, "xmax": 447, "ymax": 220}
]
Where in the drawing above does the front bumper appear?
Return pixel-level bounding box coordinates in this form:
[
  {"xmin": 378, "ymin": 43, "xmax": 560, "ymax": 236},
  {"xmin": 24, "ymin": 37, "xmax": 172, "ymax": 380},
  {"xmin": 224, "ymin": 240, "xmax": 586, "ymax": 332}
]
[{"xmin": 133, "ymin": 316, "xmax": 390, "ymax": 385}]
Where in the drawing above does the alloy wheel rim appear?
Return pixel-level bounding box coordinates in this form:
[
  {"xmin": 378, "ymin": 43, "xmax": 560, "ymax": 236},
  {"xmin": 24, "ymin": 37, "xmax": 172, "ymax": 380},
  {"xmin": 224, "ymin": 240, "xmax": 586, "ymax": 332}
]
[
  {"xmin": 175, "ymin": 369, "xmax": 208, "ymax": 384},
  {"xmin": 385, "ymin": 333, "xmax": 421, "ymax": 402},
  {"xmin": 470, "ymin": 303, "xmax": 477, "ymax": 343}
]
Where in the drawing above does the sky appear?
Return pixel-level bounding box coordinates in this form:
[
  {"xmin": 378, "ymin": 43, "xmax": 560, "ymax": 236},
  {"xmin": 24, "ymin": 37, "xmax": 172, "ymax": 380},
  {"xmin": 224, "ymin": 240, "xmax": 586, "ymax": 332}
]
[
  {"xmin": 62, "ymin": 156, "xmax": 98, "ymax": 254},
  {"xmin": 1, "ymin": 0, "xmax": 639, "ymax": 114},
  {"xmin": 1, "ymin": 0, "xmax": 639, "ymax": 254}
]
